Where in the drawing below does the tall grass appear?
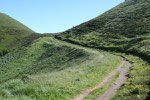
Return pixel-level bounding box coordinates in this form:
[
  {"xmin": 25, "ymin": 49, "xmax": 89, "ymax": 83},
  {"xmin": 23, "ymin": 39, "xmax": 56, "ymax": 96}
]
[{"xmin": 0, "ymin": 37, "xmax": 121, "ymax": 100}]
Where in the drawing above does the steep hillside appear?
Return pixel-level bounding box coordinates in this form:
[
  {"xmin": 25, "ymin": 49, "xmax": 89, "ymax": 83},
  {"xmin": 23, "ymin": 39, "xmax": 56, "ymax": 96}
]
[
  {"xmin": 1, "ymin": 0, "xmax": 150, "ymax": 99},
  {"xmin": 0, "ymin": 37, "xmax": 121, "ymax": 100},
  {"xmin": 55, "ymin": 0, "xmax": 150, "ymax": 99},
  {"xmin": 57, "ymin": 0, "xmax": 150, "ymax": 53},
  {"xmin": 0, "ymin": 13, "xmax": 40, "ymax": 56},
  {"xmin": 59, "ymin": 0, "xmax": 150, "ymax": 37}
]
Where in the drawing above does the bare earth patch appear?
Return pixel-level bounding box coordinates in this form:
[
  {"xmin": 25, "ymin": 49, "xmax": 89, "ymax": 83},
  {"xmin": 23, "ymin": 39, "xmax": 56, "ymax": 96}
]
[
  {"xmin": 97, "ymin": 60, "xmax": 130, "ymax": 100},
  {"xmin": 74, "ymin": 57, "xmax": 130, "ymax": 100}
]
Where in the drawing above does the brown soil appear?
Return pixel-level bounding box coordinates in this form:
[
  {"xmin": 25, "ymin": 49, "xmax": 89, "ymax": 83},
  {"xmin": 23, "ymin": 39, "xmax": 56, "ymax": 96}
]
[
  {"xmin": 74, "ymin": 57, "xmax": 130, "ymax": 100},
  {"xmin": 97, "ymin": 60, "xmax": 130, "ymax": 100}
]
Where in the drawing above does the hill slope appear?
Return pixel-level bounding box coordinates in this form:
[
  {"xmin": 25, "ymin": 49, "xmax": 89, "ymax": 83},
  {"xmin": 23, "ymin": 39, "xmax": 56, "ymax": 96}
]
[
  {"xmin": 0, "ymin": 13, "xmax": 40, "ymax": 56},
  {"xmin": 0, "ymin": 37, "xmax": 121, "ymax": 100},
  {"xmin": 55, "ymin": 0, "xmax": 150, "ymax": 99},
  {"xmin": 57, "ymin": 0, "xmax": 150, "ymax": 53},
  {"xmin": 59, "ymin": 0, "xmax": 150, "ymax": 37}
]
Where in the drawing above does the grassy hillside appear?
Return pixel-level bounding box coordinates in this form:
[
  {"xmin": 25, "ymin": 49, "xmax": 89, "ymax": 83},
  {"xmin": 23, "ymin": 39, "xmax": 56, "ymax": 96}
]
[
  {"xmin": 56, "ymin": 0, "xmax": 150, "ymax": 53},
  {"xmin": 0, "ymin": 13, "xmax": 41, "ymax": 56},
  {"xmin": 55, "ymin": 0, "xmax": 150, "ymax": 99},
  {"xmin": 58, "ymin": 0, "xmax": 150, "ymax": 37},
  {"xmin": 0, "ymin": 37, "xmax": 121, "ymax": 100},
  {"xmin": 1, "ymin": 0, "xmax": 150, "ymax": 99}
]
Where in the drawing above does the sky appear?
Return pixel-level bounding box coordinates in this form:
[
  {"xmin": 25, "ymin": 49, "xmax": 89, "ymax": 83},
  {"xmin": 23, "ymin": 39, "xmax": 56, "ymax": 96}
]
[{"xmin": 0, "ymin": 0, "xmax": 124, "ymax": 33}]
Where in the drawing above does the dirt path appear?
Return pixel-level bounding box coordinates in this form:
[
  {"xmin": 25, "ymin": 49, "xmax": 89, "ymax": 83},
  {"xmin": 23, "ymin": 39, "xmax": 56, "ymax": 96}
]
[
  {"xmin": 97, "ymin": 60, "xmax": 130, "ymax": 100},
  {"xmin": 74, "ymin": 57, "xmax": 130, "ymax": 100}
]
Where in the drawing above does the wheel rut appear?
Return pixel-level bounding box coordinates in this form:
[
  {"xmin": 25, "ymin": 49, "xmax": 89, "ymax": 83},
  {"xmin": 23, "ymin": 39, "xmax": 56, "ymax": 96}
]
[
  {"xmin": 73, "ymin": 57, "xmax": 130, "ymax": 100},
  {"xmin": 97, "ymin": 60, "xmax": 130, "ymax": 100}
]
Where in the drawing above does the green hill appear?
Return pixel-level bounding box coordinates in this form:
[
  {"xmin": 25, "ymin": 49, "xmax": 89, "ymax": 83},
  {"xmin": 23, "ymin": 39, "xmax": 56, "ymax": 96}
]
[
  {"xmin": 55, "ymin": 0, "xmax": 150, "ymax": 99},
  {"xmin": 0, "ymin": 13, "xmax": 40, "ymax": 56},
  {"xmin": 0, "ymin": 37, "xmax": 120, "ymax": 100},
  {"xmin": 58, "ymin": 0, "xmax": 150, "ymax": 36},
  {"xmin": 0, "ymin": 0, "xmax": 150, "ymax": 99},
  {"xmin": 57, "ymin": 0, "xmax": 150, "ymax": 53}
]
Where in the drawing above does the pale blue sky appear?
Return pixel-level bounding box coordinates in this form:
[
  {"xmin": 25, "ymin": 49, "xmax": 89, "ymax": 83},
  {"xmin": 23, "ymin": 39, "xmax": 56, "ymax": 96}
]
[{"xmin": 0, "ymin": 0, "xmax": 124, "ymax": 33}]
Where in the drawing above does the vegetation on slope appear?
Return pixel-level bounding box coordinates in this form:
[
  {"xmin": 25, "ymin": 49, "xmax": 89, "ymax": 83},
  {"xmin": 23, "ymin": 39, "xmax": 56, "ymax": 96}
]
[
  {"xmin": 58, "ymin": 0, "xmax": 150, "ymax": 37},
  {"xmin": 0, "ymin": 37, "xmax": 121, "ymax": 100},
  {"xmin": 55, "ymin": 0, "xmax": 150, "ymax": 99},
  {"xmin": 1, "ymin": 0, "xmax": 150, "ymax": 99},
  {"xmin": 56, "ymin": 0, "xmax": 150, "ymax": 54},
  {"xmin": 0, "ymin": 13, "xmax": 41, "ymax": 56}
]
